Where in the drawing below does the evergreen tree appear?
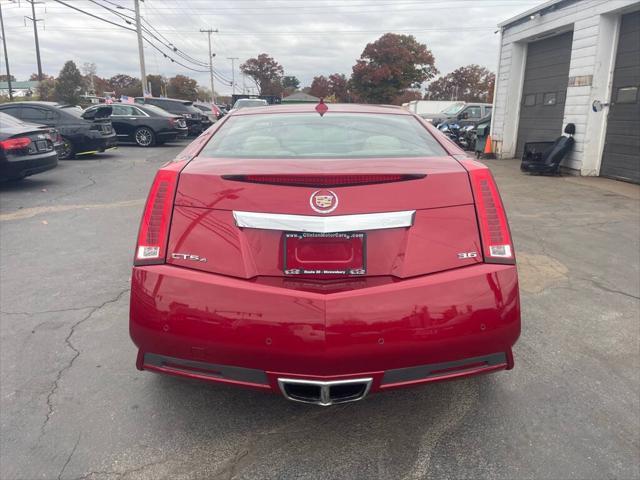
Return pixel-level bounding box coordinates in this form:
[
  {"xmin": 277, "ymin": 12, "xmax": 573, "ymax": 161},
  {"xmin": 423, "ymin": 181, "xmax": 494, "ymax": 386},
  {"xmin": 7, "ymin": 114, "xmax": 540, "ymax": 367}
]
[{"xmin": 54, "ymin": 61, "xmax": 83, "ymax": 105}]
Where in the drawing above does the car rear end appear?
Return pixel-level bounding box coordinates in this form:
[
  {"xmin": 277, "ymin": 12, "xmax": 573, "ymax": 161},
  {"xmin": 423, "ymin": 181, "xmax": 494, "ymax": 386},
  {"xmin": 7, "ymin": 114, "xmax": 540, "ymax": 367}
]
[
  {"xmin": 184, "ymin": 105, "xmax": 208, "ymax": 135},
  {"xmin": 0, "ymin": 126, "xmax": 58, "ymax": 180},
  {"xmin": 72, "ymin": 105, "xmax": 117, "ymax": 154},
  {"xmin": 151, "ymin": 111, "xmax": 188, "ymax": 142},
  {"xmin": 164, "ymin": 116, "xmax": 188, "ymax": 140},
  {"xmin": 129, "ymin": 105, "xmax": 520, "ymax": 405}
]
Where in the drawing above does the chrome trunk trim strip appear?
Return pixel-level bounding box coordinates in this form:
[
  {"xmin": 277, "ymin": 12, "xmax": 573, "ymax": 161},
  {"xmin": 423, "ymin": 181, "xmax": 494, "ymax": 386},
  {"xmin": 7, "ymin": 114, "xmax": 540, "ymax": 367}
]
[{"xmin": 233, "ymin": 210, "xmax": 415, "ymax": 233}]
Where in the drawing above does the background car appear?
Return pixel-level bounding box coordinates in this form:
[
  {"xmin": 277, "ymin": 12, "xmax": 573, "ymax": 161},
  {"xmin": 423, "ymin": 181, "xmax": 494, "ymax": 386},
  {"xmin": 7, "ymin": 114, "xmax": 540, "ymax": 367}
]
[
  {"xmin": 426, "ymin": 102, "xmax": 493, "ymax": 127},
  {"xmin": 0, "ymin": 112, "xmax": 58, "ymax": 181},
  {"xmin": 84, "ymin": 103, "xmax": 187, "ymax": 147},
  {"xmin": 214, "ymin": 104, "xmax": 228, "ymax": 118},
  {"xmin": 193, "ymin": 102, "xmax": 220, "ymax": 125},
  {"xmin": 229, "ymin": 98, "xmax": 268, "ymax": 113},
  {"xmin": 134, "ymin": 97, "xmax": 206, "ymax": 136},
  {"xmin": 0, "ymin": 101, "xmax": 116, "ymax": 160}
]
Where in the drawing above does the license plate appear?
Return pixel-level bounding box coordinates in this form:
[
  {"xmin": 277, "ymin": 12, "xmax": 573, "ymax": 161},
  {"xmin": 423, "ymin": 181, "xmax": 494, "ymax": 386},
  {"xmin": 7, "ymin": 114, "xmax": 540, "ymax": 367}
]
[
  {"xmin": 36, "ymin": 140, "xmax": 49, "ymax": 152},
  {"xmin": 283, "ymin": 232, "xmax": 366, "ymax": 275}
]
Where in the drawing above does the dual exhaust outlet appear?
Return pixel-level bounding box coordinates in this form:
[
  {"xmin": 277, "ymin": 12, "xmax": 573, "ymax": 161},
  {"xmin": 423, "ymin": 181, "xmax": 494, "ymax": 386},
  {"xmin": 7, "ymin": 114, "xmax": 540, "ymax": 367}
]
[{"xmin": 278, "ymin": 377, "xmax": 373, "ymax": 406}]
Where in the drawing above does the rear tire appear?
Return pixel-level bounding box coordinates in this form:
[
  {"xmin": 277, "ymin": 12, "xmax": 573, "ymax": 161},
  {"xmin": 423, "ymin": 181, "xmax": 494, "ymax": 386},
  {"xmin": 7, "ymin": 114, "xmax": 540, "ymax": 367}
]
[
  {"xmin": 134, "ymin": 127, "xmax": 156, "ymax": 147},
  {"xmin": 58, "ymin": 137, "xmax": 75, "ymax": 160}
]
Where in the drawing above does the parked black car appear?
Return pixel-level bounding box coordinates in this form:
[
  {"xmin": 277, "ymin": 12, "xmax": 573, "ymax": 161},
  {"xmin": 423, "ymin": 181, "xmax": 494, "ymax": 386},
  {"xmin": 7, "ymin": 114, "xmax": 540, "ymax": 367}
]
[
  {"xmin": 192, "ymin": 102, "xmax": 219, "ymax": 125},
  {"xmin": 84, "ymin": 103, "xmax": 188, "ymax": 147},
  {"xmin": 0, "ymin": 112, "xmax": 58, "ymax": 181},
  {"xmin": 134, "ymin": 97, "xmax": 206, "ymax": 136},
  {"xmin": 0, "ymin": 102, "xmax": 117, "ymax": 160}
]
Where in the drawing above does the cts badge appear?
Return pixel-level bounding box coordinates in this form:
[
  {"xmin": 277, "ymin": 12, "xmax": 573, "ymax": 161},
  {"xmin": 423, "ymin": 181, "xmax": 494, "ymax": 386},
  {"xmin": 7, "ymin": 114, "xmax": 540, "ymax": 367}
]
[
  {"xmin": 310, "ymin": 189, "xmax": 338, "ymax": 214},
  {"xmin": 172, "ymin": 253, "xmax": 207, "ymax": 262}
]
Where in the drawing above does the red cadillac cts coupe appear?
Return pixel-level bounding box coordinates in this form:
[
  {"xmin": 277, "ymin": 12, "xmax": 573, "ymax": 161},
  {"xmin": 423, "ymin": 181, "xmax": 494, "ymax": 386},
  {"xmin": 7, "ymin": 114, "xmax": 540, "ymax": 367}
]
[{"xmin": 129, "ymin": 103, "xmax": 520, "ymax": 406}]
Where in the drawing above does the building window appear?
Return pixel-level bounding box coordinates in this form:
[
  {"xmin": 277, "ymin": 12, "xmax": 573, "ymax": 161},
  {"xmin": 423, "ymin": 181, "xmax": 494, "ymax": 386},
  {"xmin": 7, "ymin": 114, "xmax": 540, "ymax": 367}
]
[
  {"xmin": 616, "ymin": 86, "xmax": 638, "ymax": 104},
  {"xmin": 543, "ymin": 92, "xmax": 557, "ymax": 105},
  {"xmin": 523, "ymin": 94, "xmax": 536, "ymax": 106}
]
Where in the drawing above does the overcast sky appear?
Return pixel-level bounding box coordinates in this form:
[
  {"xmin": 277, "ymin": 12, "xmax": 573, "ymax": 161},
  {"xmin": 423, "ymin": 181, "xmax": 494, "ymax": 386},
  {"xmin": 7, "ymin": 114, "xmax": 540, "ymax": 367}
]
[{"xmin": 1, "ymin": 0, "xmax": 545, "ymax": 95}]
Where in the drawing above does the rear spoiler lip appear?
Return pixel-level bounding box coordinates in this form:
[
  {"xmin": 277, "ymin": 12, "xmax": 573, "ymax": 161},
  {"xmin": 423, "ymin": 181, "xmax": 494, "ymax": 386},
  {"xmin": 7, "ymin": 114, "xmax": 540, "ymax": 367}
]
[{"xmin": 221, "ymin": 174, "xmax": 426, "ymax": 188}]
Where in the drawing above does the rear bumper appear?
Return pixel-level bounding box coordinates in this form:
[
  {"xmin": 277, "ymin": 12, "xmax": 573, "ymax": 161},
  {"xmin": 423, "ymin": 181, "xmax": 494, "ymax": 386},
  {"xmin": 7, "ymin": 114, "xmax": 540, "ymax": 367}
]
[
  {"xmin": 139, "ymin": 350, "xmax": 512, "ymax": 396},
  {"xmin": 0, "ymin": 151, "xmax": 58, "ymax": 180},
  {"xmin": 158, "ymin": 127, "xmax": 188, "ymax": 140},
  {"xmin": 76, "ymin": 133, "xmax": 117, "ymax": 154},
  {"xmin": 130, "ymin": 263, "xmax": 520, "ymax": 395}
]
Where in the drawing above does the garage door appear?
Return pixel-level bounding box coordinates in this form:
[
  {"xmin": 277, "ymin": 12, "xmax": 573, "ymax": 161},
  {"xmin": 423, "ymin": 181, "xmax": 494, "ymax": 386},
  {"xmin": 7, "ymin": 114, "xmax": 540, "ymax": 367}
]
[
  {"xmin": 600, "ymin": 11, "xmax": 640, "ymax": 184},
  {"xmin": 516, "ymin": 31, "xmax": 573, "ymax": 157}
]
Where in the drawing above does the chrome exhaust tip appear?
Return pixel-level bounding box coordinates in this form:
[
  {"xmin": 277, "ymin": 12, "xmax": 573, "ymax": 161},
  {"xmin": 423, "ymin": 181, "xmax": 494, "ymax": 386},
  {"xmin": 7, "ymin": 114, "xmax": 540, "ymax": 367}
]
[{"xmin": 277, "ymin": 377, "xmax": 373, "ymax": 406}]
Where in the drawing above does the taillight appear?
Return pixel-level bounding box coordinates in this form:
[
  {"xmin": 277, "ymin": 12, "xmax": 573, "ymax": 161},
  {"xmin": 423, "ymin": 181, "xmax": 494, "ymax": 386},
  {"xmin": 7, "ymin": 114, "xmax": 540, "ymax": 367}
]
[
  {"xmin": 467, "ymin": 164, "xmax": 515, "ymax": 264},
  {"xmin": 222, "ymin": 174, "xmax": 425, "ymax": 187},
  {"xmin": 134, "ymin": 164, "xmax": 182, "ymax": 266},
  {"xmin": 0, "ymin": 137, "xmax": 31, "ymax": 151}
]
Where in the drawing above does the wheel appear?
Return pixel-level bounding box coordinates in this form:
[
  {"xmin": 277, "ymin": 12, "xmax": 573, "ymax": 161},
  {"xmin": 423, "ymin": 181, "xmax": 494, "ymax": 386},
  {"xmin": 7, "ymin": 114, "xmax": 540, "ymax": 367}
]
[
  {"xmin": 58, "ymin": 137, "xmax": 75, "ymax": 160},
  {"xmin": 134, "ymin": 127, "xmax": 156, "ymax": 147}
]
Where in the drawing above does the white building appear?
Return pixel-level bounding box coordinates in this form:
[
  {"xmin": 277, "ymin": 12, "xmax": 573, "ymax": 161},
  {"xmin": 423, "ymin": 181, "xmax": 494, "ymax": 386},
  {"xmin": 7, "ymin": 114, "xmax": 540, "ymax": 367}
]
[{"xmin": 491, "ymin": 0, "xmax": 640, "ymax": 183}]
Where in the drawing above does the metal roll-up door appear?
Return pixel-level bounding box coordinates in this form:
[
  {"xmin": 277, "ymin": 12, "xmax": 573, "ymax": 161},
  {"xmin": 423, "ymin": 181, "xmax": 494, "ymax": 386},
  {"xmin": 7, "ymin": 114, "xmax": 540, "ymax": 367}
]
[
  {"xmin": 600, "ymin": 11, "xmax": 640, "ymax": 184},
  {"xmin": 516, "ymin": 31, "xmax": 574, "ymax": 158}
]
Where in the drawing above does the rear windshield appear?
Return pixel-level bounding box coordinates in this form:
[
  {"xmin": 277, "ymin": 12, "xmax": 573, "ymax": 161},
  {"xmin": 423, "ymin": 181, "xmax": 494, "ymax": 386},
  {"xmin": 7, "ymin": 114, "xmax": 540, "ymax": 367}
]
[
  {"xmin": 200, "ymin": 112, "xmax": 446, "ymax": 158},
  {"xmin": 142, "ymin": 104, "xmax": 174, "ymax": 117},
  {"xmin": 0, "ymin": 112, "xmax": 24, "ymax": 127},
  {"xmin": 233, "ymin": 99, "xmax": 268, "ymax": 109},
  {"xmin": 441, "ymin": 103, "xmax": 465, "ymax": 115},
  {"xmin": 58, "ymin": 105, "xmax": 85, "ymax": 118},
  {"xmin": 148, "ymin": 99, "xmax": 190, "ymax": 112}
]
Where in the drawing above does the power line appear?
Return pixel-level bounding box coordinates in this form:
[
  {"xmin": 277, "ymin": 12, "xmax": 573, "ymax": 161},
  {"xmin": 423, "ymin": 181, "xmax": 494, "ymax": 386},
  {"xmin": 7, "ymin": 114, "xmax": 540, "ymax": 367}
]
[
  {"xmin": 100, "ymin": 0, "xmax": 134, "ymax": 12},
  {"xmin": 51, "ymin": 0, "xmax": 135, "ymax": 32},
  {"xmin": 87, "ymin": 0, "xmax": 233, "ymax": 81},
  {"xmin": 48, "ymin": 0, "xmax": 232, "ymax": 84}
]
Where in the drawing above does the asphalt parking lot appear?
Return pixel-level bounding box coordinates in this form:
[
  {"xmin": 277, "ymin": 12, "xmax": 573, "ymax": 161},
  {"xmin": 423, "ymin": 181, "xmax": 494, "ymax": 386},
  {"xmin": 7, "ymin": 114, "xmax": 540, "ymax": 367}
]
[{"xmin": 1, "ymin": 143, "xmax": 638, "ymax": 480}]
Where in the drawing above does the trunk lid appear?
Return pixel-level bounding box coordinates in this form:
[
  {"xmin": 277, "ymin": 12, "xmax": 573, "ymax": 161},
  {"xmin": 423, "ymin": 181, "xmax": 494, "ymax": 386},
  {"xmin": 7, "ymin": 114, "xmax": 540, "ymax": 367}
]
[
  {"xmin": 81, "ymin": 106, "xmax": 114, "ymax": 135},
  {"xmin": 167, "ymin": 155, "xmax": 482, "ymax": 281},
  {"xmin": 175, "ymin": 156, "xmax": 471, "ymax": 213}
]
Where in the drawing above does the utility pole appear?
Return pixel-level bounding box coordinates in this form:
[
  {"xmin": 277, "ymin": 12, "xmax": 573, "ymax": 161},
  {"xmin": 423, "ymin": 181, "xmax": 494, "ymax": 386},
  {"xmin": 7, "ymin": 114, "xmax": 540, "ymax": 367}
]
[
  {"xmin": 25, "ymin": 0, "xmax": 43, "ymax": 81},
  {"xmin": 0, "ymin": 2, "xmax": 12, "ymax": 100},
  {"xmin": 200, "ymin": 28, "xmax": 218, "ymax": 103},
  {"xmin": 227, "ymin": 57, "xmax": 239, "ymax": 95},
  {"xmin": 133, "ymin": 0, "xmax": 148, "ymax": 96}
]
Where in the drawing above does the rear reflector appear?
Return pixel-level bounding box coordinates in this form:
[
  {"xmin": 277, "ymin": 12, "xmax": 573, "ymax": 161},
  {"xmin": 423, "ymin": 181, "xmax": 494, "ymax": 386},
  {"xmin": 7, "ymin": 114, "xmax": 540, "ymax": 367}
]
[
  {"xmin": 0, "ymin": 137, "xmax": 31, "ymax": 151},
  {"xmin": 222, "ymin": 174, "xmax": 425, "ymax": 187},
  {"xmin": 467, "ymin": 165, "xmax": 515, "ymax": 264},
  {"xmin": 134, "ymin": 165, "xmax": 182, "ymax": 265}
]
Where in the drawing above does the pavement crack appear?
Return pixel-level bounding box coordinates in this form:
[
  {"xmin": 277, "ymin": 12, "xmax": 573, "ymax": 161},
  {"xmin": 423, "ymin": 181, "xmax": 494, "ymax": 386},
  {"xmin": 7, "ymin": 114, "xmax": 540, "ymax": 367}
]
[
  {"xmin": 49, "ymin": 173, "xmax": 97, "ymax": 203},
  {"xmin": 1, "ymin": 305, "xmax": 97, "ymax": 317},
  {"xmin": 585, "ymin": 278, "xmax": 640, "ymax": 300},
  {"xmin": 40, "ymin": 289, "xmax": 128, "ymax": 437},
  {"xmin": 58, "ymin": 433, "xmax": 81, "ymax": 480}
]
